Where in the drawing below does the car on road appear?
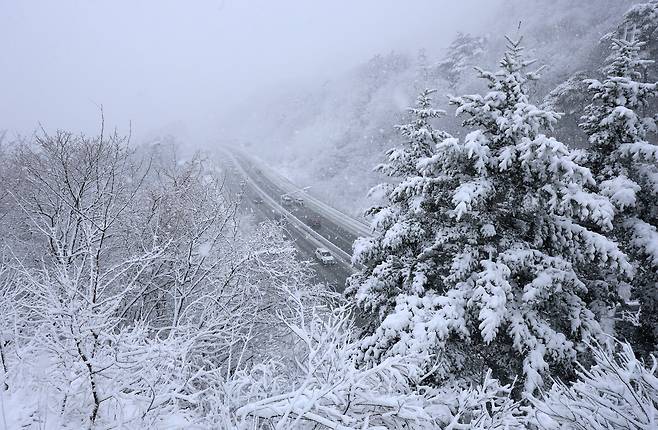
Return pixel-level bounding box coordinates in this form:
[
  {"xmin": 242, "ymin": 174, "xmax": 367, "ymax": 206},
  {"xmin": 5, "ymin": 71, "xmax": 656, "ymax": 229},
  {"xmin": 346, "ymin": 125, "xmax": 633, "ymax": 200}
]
[
  {"xmin": 294, "ymin": 197, "xmax": 304, "ymax": 206},
  {"xmin": 308, "ymin": 216, "xmax": 321, "ymax": 230},
  {"xmin": 314, "ymin": 247, "xmax": 335, "ymax": 265},
  {"xmin": 280, "ymin": 194, "xmax": 293, "ymax": 206},
  {"xmin": 252, "ymin": 196, "xmax": 264, "ymax": 204}
]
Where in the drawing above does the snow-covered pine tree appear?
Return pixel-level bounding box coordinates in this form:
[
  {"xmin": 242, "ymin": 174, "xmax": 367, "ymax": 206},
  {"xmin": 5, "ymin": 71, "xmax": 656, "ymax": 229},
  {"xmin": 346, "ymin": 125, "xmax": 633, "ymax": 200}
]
[
  {"xmin": 349, "ymin": 36, "xmax": 632, "ymax": 393},
  {"xmin": 607, "ymin": 1, "xmax": 658, "ymax": 82},
  {"xmin": 378, "ymin": 88, "xmax": 451, "ymax": 178},
  {"xmin": 346, "ymin": 89, "xmax": 451, "ymax": 324},
  {"xmin": 437, "ymin": 32, "xmax": 487, "ymax": 90},
  {"xmin": 580, "ymin": 28, "xmax": 658, "ymax": 355}
]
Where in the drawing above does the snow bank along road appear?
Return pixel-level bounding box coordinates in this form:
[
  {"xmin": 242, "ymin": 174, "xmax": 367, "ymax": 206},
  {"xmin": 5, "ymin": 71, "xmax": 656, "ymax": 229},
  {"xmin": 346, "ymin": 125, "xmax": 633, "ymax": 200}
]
[{"xmin": 220, "ymin": 148, "xmax": 371, "ymax": 292}]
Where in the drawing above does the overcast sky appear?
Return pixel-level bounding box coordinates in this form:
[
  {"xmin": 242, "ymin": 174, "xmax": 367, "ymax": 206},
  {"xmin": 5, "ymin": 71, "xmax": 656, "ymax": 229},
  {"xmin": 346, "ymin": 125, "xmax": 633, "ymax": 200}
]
[{"xmin": 0, "ymin": 0, "xmax": 501, "ymax": 145}]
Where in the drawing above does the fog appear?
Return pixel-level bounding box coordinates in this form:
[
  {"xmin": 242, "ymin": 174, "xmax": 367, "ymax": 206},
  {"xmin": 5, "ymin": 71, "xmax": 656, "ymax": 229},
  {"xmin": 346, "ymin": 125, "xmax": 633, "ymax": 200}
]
[
  {"xmin": 1, "ymin": 1, "xmax": 657, "ymax": 427},
  {"xmin": 0, "ymin": 0, "xmax": 501, "ymax": 145}
]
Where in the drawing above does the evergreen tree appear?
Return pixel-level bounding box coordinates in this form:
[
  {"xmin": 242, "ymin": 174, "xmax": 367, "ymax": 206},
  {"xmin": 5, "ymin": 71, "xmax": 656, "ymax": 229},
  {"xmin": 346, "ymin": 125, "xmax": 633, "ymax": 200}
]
[
  {"xmin": 581, "ymin": 29, "xmax": 658, "ymax": 355},
  {"xmin": 348, "ymin": 37, "xmax": 632, "ymax": 393},
  {"xmin": 347, "ymin": 89, "xmax": 451, "ymax": 321},
  {"xmin": 379, "ymin": 88, "xmax": 450, "ymax": 177},
  {"xmin": 437, "ymin": 32, "xmax": 487, "ymax": 90},
  {"xmin": 608, "ymin": 1, "xmax": 658, "ymax": 81}
]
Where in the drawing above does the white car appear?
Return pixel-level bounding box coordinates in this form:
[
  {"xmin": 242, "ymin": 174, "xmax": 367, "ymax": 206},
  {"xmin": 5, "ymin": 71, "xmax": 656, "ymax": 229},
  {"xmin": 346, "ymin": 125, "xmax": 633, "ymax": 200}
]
[
  {"xmin": 280, "ymin": 194, "xmax": 293, "ymax": 205},
  {"xmin": 314, "ymin": 247, "xmax": 335, "ymax": 265}
]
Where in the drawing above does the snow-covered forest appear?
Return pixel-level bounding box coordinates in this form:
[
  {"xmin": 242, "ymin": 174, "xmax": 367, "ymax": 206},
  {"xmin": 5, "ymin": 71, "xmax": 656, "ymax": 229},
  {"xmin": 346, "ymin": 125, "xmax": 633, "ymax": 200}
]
[{"xmin": 0, "ymin": 1, "xmax": 657, "ymax": 429}]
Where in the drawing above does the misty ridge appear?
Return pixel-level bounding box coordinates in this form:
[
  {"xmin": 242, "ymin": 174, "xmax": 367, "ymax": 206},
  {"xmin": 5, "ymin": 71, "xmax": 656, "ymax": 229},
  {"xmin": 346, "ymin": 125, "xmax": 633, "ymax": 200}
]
[{"xmin": 0, "ymin": 0, "xmax": 657, "ymax": 429}]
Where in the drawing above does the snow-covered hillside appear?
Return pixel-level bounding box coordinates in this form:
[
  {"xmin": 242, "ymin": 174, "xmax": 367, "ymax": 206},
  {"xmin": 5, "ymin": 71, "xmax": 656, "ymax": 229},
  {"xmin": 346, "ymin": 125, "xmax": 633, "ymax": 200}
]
[{"xmin": 221, "ymin": 0, "xmax": 640, "ymax": 216}]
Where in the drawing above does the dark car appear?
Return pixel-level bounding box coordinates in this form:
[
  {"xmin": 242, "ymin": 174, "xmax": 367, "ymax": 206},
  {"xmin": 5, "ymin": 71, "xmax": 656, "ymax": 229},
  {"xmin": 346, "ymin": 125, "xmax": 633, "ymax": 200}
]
[{"xmin": 308, "ymin": 216, "xmax": 321, "ymax": 230}]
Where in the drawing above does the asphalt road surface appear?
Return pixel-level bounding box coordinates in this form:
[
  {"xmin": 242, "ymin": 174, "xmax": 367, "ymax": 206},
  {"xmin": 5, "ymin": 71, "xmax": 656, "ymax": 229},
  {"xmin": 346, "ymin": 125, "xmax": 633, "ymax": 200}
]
[{"xmin": 220, "ymin": 152, "xmax": 356, "ymax": 292}]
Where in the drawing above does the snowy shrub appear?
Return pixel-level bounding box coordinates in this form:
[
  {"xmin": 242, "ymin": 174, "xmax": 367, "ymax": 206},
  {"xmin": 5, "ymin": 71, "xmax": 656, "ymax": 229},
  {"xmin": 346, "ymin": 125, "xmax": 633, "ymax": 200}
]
[
  {"xmin": 530, "ymin": 340, "xmax": 658, "ymax": 430},
  {"xmin": 236, "ymin": 305, "xmax": 526, "ymax": 430}
]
